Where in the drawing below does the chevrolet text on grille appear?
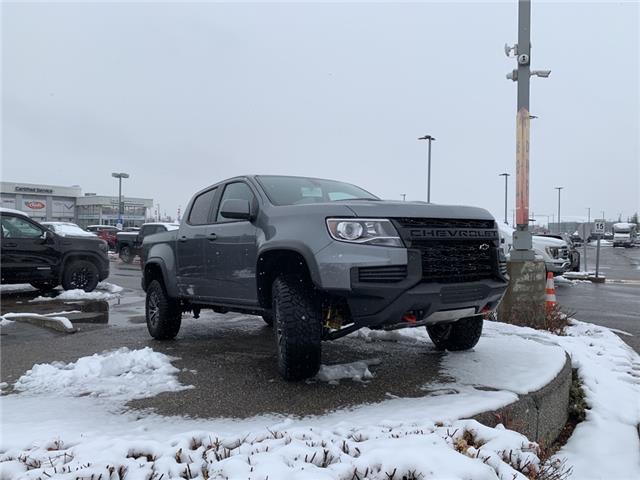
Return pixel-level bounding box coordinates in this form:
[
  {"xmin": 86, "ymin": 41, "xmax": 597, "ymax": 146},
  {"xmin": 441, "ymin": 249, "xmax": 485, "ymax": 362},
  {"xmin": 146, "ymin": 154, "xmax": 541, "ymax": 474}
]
[{"xmin": 409, "ymin": 229, "xmax": 498, "ymax": 238}]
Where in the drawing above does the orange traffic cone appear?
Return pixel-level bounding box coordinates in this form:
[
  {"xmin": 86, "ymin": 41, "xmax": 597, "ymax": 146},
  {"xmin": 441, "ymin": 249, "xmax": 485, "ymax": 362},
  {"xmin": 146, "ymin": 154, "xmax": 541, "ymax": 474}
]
[{"xmin": 545, "ymin": 272, "xmax": 557, "ymax": 312}]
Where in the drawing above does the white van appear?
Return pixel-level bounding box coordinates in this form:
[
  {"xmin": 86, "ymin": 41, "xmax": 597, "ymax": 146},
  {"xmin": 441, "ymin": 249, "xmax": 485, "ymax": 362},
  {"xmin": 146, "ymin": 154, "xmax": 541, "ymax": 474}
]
[{"xmin": 612, "ymin": 222, "xmax": 638, "ymax": 248}]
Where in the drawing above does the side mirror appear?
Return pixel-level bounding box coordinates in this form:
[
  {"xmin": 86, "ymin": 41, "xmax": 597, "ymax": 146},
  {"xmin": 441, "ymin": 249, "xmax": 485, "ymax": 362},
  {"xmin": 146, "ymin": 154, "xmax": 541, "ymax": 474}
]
[
  {"xmin": 220, "ymin": 199, "xmax": 253, "ymax": 220},
  {"xmin": 40, "ymin": 230, "xmax": 52, "ymax": 243}
]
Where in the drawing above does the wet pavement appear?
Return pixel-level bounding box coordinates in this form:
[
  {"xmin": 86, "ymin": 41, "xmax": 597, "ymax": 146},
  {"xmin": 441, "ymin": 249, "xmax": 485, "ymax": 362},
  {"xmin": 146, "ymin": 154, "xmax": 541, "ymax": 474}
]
[{"xmin": 1, "ymin": 245, "xmax": 638, "ymax": 418}]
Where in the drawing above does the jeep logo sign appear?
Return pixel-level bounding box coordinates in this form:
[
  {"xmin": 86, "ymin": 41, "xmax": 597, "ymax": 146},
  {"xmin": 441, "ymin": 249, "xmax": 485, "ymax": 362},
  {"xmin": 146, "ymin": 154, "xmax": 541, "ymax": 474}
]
[{"xmin": 409, "ymin": 228, "xmax": 498, "ymax": 239}]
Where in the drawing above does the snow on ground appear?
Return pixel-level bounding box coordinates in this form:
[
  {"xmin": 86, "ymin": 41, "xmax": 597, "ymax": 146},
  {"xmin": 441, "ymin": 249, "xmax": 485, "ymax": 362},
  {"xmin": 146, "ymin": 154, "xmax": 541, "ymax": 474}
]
[
  {"xmin": 0, "ymin": 312, "xmax": 74, "ymax": 331},
  {"xmin": 30, "ymin": 288, "xmax": 120, "ymax": 302},
  {"xmin": 1, "ymin": 320, "xmax": 638, "ymax": 479},
  {"xmin": 0, "ymin": 317, "xmax": 14, "ymax": 327},
  {"xmin": 314, "ymin": 359, "xmax": 381, "ymax": 384},
  {"xmin": 0, "ymin": 284, "xmax": 36, "ymax": 294},
  {"xmin": 96, "ymin": 281, "xmax": 124, "ymax": 293}
]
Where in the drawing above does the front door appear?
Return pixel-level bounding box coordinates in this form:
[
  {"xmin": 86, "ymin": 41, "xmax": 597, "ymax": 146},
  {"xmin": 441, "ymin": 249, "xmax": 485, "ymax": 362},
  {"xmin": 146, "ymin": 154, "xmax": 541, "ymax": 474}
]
[
  {"xmin": 203, "ymin": 181, "xmax": 259, "ymax": 303},
  {"xmin": 0, "ymin": 214, "xmax": 60, "ymax": 283}
]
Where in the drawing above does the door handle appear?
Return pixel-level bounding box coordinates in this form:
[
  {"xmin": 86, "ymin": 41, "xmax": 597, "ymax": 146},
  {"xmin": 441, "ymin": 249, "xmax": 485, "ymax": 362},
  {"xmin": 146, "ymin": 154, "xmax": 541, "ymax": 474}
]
[
  {"xmin": 208, "ymin": 233, "xmax": 217, "ymax": 241},
  {"xmin": 179, "ymin": 236, "xmax": 188, "ymax": 243}
]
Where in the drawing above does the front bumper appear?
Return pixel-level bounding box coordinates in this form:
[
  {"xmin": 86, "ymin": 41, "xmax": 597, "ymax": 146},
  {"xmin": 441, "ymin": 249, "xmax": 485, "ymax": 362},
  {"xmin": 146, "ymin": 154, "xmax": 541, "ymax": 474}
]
[
  {"xmin": 344, "ymin": 250, "xmax": 508, "ymax": 328},
  {"xmin": 545, "ymin": 259, "xmax": 571, "ymax": 274}
]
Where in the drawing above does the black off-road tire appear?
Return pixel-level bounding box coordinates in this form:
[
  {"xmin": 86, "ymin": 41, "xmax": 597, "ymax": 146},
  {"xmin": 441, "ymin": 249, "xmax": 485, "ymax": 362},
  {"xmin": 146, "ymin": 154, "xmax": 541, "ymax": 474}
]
[
  {"xmin": 61, "ymin": 259, "xmax": 99, "ymax": 292},
  {"xmin": 120, "ymin": 246, "xmax": 134, "ymax": 264},
  {"xmin": 30, "ymin": 281, "xmax": 57, "ymax": 292},
  {"xmin": 145, "ymin": 280, "xmax": 181, "ymax": 340},
  {"xmin": 261, "ymin": 312, "xmax": 274, "ymax": 326},
  {"xmin": 272, "ymin": 275, "xmax": 322, "ymax": 381},
  {"xmin": 426, "ymin": 315, "xmax": 483, "ymax": 351}
]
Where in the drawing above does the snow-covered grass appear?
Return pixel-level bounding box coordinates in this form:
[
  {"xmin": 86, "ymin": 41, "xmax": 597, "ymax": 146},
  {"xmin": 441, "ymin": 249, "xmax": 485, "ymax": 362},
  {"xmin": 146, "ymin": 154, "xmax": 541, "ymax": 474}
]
[
  {"xmin": 0, "ymin": 320, "xmax": 638, "ymax": 479},
  {"xmin": 0, "ymin": 317, "xmax": 15, "ymax": 327},
  {"xmin": 96, "ymin": 281, "xmax": 124, "ymax": 293}
]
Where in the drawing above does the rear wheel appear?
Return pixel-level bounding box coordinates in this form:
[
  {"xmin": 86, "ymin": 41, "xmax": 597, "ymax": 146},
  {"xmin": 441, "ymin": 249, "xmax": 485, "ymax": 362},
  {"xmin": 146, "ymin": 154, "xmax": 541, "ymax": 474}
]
[
  {"xmin": 61, "ymin": 259, "xmax": 99, "ymax": 292},
  {"xmin": 426, "ymin": 315, "xmax": 483, "ymax": 351},
  {"xmin": 119, "ymin": 246, "xmax": 134, "ymax": 264},
  {"xmin": 146, "ymin": 280, "xmax": 181, "ymax": 340},
  {"xmin": 272, "ymin": 275, "xmax": 322, "ymax": 381}
]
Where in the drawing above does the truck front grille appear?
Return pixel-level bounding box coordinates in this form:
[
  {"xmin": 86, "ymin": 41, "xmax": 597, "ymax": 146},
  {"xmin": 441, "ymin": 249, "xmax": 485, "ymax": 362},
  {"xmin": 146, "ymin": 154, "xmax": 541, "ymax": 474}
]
[
  {"xmin": 392, "ymin": 218, "xmax": 499, "ymax": 284},
  {"xmin": 358, "ymin": 265, "xmax": 408, "ymax": 283}
]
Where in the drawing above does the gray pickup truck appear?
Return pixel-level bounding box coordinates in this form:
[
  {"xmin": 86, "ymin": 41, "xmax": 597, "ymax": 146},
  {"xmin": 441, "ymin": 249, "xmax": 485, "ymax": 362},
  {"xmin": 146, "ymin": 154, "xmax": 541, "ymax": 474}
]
[{"xmin": 142, "ymin": 175, "xmax": 508, "ymax": 380}]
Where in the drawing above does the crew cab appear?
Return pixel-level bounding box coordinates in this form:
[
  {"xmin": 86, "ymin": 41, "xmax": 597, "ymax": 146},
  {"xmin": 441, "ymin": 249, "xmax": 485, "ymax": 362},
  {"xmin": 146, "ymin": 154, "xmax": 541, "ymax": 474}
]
[
  {"xmin": 1, "ymin": 208, "xmax": 109, "ymax": 291},
  {"xmin": 141, "ymin": 175, "xmax": 509, "ymax": 381},
  {"xmin": 115, "ymin": 222, "xmax": 179, "ymax": 263}
]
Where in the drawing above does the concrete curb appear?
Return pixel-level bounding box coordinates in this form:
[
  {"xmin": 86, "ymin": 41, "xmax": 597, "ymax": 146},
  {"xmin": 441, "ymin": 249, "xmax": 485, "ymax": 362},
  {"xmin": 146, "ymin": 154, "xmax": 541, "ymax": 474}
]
[
  {"xmin": 473, "ymin": 353, "xmax": 572, "ymax": 445},
  {"xmin": 7, "ymin": 315, "xmax": 77, "ymax": 334}
]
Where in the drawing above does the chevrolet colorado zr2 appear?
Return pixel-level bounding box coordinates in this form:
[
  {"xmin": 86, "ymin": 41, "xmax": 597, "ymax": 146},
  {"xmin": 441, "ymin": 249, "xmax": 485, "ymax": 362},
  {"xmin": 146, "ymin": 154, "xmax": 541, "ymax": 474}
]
[{"xmin": 141, "ymin": 175, "xmax": 509, "ymax": 380}]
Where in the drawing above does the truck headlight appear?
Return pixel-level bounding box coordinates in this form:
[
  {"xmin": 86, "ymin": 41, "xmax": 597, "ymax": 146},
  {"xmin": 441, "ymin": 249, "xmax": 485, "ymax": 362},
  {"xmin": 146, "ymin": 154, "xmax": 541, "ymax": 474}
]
[
  {"xmin": 326, "ymin": 218, "xmax": 403, "ymax": 247},
  {"xmin": 545, "ymin": 246, "xmax": 559, "ymax": 258}
]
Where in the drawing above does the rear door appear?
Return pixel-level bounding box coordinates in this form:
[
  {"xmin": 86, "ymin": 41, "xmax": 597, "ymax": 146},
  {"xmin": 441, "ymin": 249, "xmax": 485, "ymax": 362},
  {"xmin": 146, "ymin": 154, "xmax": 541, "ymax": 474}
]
[
  {"xmin": 176, "ymin": 187, "xmax": 219, "ymax": 299},
  {"xmin": 202, "ymin": 181, "xmax": 259, "ymax": 303},
  {"xmin": 0, "ymin": 214, "xmax": 61, "ymax": 283}
]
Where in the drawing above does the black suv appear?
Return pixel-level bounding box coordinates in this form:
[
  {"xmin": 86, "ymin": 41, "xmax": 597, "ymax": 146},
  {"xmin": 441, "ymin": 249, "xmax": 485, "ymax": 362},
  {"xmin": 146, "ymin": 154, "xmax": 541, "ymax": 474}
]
[{"xmin": 1, "ymin": 209, "xmax": 110, "ymax": 292}]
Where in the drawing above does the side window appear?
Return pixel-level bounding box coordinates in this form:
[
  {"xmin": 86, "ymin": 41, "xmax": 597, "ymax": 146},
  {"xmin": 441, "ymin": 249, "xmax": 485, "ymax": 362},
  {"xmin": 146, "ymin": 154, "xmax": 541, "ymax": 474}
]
[
  {"xmin": 216, "ymin": 182, "xmax": 255, "ymax": 223},
  {"xmin": 188, "ymin": 188, "xmax": 218, "ymax": 225},
  {"xmin": 0, "ymin": 215, "xmax": 43, "ymax": 239}
]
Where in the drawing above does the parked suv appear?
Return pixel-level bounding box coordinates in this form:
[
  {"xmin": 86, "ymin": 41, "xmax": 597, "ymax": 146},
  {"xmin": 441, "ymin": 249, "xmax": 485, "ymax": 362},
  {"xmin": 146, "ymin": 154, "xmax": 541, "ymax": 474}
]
[
  {"xmin": 141, "ymin": 175, "xmax": 508, "ymax": 381},
  {"xmin": 1, "ymin": 208, "xmax": 109, "ymax": 291},
  {"xmin": 116, "ymin": 222, "xmax": 179, "ymax": 263}
]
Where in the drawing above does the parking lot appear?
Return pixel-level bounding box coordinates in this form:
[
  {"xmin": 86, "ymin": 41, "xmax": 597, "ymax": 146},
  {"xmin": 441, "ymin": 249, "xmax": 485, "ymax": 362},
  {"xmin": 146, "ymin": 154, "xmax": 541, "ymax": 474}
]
[{"xmin": 1, "ymin": 243, "xmax": 638, "ymax": 419}]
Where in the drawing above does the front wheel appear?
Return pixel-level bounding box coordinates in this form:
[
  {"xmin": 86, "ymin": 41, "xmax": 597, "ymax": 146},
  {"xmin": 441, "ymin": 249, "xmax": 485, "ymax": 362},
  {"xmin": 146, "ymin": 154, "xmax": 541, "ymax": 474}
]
[
  {"xmin": 61, "ymin": 260, "xmax": 99, "ymax": 292},
  {"xmin": 145, "ymin": 280, "xmax": 181, "ymax": 340},
  {"xmin": 119, "ymin": 246, "xmax": 134, "ymax": 263},
  {"xmin": 272, "ymin": 275, "xmax": 322, "ymax": 381},
  {"xmin": 426, "ymin": 315, "xmax": 483, "ymax": 351}
]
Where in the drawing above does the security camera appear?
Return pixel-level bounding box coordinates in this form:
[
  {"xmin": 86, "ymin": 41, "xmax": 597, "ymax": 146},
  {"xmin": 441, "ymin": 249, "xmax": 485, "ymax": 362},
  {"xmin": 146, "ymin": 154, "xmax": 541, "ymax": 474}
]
[{"xmin": 531, "ymin": 70, "xmax": 551, "ymax": 78}]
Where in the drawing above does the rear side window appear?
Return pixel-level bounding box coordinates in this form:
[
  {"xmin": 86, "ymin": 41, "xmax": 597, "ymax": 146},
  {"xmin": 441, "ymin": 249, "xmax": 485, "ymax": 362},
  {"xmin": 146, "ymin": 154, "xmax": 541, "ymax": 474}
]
[
  {"xmin": 188, "ymin": 188, "xmax": 217, "ymax": 225},
  {"xmin": 216, "ymin": 182, "xmax": 255, "ymax": 223}
]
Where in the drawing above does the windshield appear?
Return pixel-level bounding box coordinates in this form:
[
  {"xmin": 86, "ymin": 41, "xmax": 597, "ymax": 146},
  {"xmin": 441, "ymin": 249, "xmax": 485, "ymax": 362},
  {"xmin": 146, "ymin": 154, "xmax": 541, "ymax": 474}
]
[{"xmin": 256, "ymin": 176, "xmax": 379, "ymax": 206}]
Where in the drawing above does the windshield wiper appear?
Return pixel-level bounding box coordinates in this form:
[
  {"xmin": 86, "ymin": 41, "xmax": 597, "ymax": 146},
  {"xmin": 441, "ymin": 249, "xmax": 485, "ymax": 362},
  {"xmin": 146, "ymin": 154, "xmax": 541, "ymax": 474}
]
[{"xmin": 331, "ymin": 197, "xmax": 381, "ymax": 202}]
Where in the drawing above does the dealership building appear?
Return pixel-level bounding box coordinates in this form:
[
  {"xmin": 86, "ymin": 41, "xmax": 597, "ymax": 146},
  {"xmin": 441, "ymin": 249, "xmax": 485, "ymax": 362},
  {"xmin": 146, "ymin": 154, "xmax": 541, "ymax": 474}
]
[{"xmin": 0, "ymin": 181, "xmax": 153, "ymax": 228}]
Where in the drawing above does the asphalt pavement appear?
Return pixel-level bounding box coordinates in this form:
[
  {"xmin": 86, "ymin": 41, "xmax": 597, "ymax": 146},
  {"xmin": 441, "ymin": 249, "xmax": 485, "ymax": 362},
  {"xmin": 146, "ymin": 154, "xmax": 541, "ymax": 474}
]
[
  {"xmin": 555, "ymin": 244, "xmax": 640, "ymax": 353},
  {"xmin": 1, "ymin": 245, "xmax": 638, "ymax": 419}
]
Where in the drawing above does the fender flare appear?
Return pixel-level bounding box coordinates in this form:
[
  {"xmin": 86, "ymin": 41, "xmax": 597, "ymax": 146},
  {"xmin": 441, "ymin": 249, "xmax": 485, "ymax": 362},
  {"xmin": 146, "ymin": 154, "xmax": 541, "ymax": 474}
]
[
  {"xmin": 257, "ymin": 241, "xmax": 323, "ymax": 288},
  {"xmin": 143, "ymin": 257, "xmax": 179, "ymax": 298},
  {"xmin": 60, "ymin": 251, "xmax": 108, "ymax": 282}
]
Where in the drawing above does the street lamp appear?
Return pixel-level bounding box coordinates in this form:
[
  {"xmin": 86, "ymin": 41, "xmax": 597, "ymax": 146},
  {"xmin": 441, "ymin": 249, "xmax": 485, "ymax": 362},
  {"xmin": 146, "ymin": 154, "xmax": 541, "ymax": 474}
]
[
  {"xmin": 111, "ymin": 172, "xmax": 130, "ymax": 228},
  {"xmin": 555, "ymin": 186, "xmax": 563, "ymax": 233},
  {"xmin": 400, "ymin": 194, "xmax": 406, "ymax": 202},
  {"xmin": 498, "ymin": 173, "xmax": 510, "ymax": 224},
  {"xmin": 418, "ymin": 134, "xmax": 436, "ymax": 203}
]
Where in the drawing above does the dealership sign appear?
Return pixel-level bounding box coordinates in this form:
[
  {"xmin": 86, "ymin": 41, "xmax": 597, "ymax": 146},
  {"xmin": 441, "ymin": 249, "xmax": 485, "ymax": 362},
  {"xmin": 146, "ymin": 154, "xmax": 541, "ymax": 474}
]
[
  {"xmin": 22, "ymin": 199, "xmax": 47, "ymax": 215},
  {"xmin": 15, "ymin": 186, "xmax": 54, "ymax": 194}
]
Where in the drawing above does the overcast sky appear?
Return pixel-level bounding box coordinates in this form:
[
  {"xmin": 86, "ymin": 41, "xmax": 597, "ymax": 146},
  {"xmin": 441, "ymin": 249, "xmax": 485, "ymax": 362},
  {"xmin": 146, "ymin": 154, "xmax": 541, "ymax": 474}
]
[{"xmin": 2, "ymin": 1, "xmax": 639, "ymax": 223}]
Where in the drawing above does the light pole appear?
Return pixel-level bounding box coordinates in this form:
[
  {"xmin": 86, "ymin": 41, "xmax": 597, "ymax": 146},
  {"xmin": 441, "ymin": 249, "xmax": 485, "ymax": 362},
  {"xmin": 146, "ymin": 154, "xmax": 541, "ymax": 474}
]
[
  {"xmin": 418, "ymin": 134, "xmax": 436, "ymax": 203},
  {"xmin": 555, "ymin": 186, "xmax": 563, "ymax": 233},
  {"xmin": 505, "ymin": 0, "xmax": 550, "ymax": 259},
  {"xmin": 499, "ymin": 173, "xmax": 510, "ymax": 224},
  {"xmin": 111, "ymin": 172, "xmax": 130, "ymax": 228},
  {"xmin": 401, "ymin": 194, "xmax": 406, "ymax": 202}
]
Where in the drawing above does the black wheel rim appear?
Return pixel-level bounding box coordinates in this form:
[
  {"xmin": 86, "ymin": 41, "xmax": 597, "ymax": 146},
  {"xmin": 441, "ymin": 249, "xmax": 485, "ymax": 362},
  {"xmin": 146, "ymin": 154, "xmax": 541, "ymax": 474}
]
[
  {"xmin": 148, "ymin": 290, "xmax": 160, "ymax": 328},
  {"xmin": 70, "ymin": 267, "xmax": 94, "ymax": 290},
  {"xmin": 430, "ymin": 324, "xmax": 452, "ymax": 344}
]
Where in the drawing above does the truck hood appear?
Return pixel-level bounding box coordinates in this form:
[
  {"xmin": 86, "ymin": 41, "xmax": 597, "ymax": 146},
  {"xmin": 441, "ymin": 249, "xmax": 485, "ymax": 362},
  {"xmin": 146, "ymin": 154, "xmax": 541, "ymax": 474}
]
[
  {"xmin": 532, "ymin": 235, "xmax": 566, "ymax": 248},
  {"xmin": 338, "ymin": 200, "xmax": 495, "ymax": 220}
]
